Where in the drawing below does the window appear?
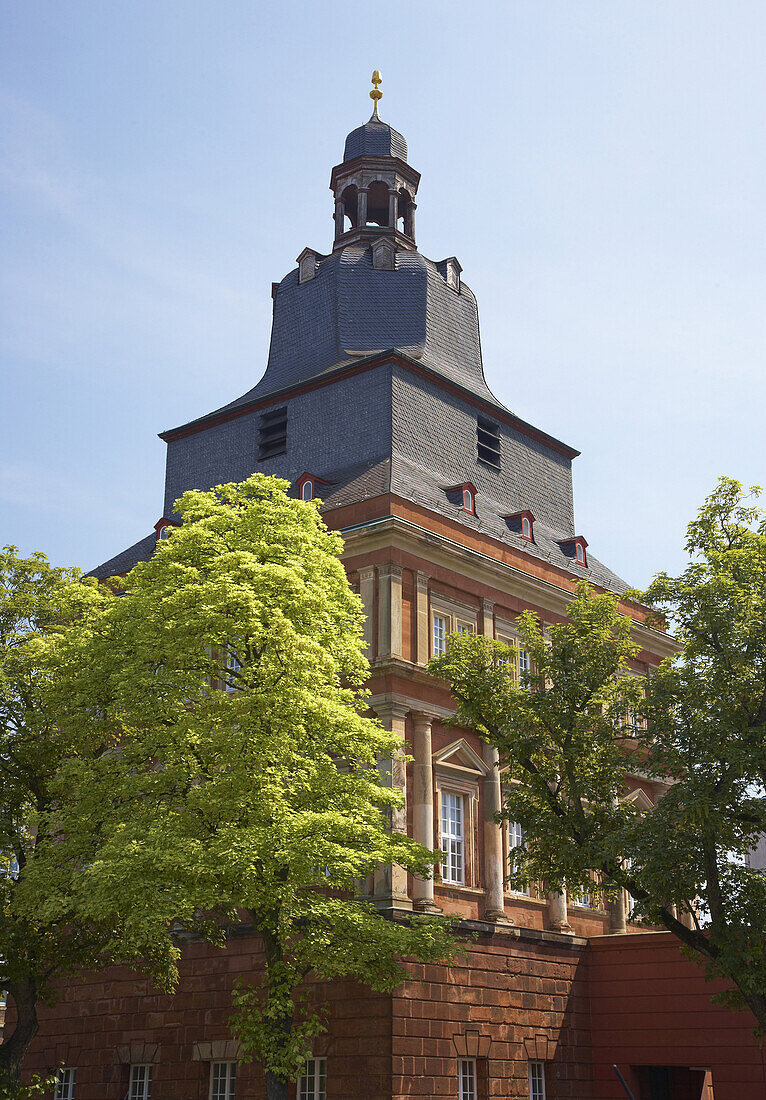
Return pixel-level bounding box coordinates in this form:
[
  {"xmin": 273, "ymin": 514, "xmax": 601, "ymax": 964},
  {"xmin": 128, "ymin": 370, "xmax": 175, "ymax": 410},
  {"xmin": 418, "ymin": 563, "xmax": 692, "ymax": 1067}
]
[
  {"xmin": 477, "ymin": 417, "xmax": 501, "ymax": 469},
  {"xmin": 508, "ymin": 822, "xmax": 530, "ymax": 895},
  {"xmin": 157, "ymin": 525, "xmax": 171, "ymax": 539},
  {"xmin": 571, "ymin": 885, "xmax": 591, "ymax": 909},
  {"xmin": 210, "ymin": 1062, "xmax": 236, "ymax": 1100},
  {"xmin": 441, "ymin": 792, "xmax": 465, "ymax": 884},
  {"xmin": 496, "ymin": 629, "xmax": 532, "ymax": 686},
  {"xmin": 129, "ymin": 1065, "xmax": 152, "ymax": 1100},
  {"xmin": 301, "ymin": 479, "xmax": 314, "ymax": 501},
  {"xmin": 298, "ymin": 1058, "xmax": 326, "ymax": 1100},
  {"xmin": 455, "ymin": 621, "xmax": 474, "ymax": 634},
  {"xmin": 433, "ymin": 614, "xmax": 447, "ymax": 657},
  {"xmin": 224, "ymin": 646, "xmax": 242, "ymax": 693},
  {"xmin": 55, "ymin": 1069, "xmax": 76, "ymax": 1100},
  {"xmin": 528, "ymin": 1061, "xmax": 546, "ymax": 1100},
  {"xmin": 521, "ymin": 516, "xmax": 532, "ymax": 540},
  {"xmin": 518, "ymin": 647, "xmax": 531, "ymax": 678},
  {"xmin": 458, "ymin": 1059, "xmax": 476, "ymax": 1100},
  {"xmin": 575, "ymin": 542, "xmax": 585, "ymax": 565},
  {"xmin": 462, "ymin": 488, "xmax": 474, "ymax": 513},
  {"xmin": 258, "ymin": 406, "xmax": 287, "ymax": 461}
]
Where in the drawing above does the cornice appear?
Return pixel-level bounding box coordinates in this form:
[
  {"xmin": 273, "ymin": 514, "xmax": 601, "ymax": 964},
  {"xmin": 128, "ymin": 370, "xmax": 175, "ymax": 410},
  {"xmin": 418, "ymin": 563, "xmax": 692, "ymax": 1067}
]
[{"xmin": 341, "ymin": 514, "xmax": 677, "ymax": 660}]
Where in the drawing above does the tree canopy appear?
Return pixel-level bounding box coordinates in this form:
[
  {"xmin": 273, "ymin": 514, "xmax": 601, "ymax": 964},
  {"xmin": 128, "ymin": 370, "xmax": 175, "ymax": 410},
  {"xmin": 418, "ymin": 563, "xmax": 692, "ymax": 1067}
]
[
  {"xmin": 431, "ymin": 478, "xmax": 766, "ymax": 1031},
  {"xmin": 0, "ymin": 546, "xmax": 175, "ymax": 1095},
  {"xmin": 24, "ymin": 475, "xmax": 454, "ymax": 1100}
]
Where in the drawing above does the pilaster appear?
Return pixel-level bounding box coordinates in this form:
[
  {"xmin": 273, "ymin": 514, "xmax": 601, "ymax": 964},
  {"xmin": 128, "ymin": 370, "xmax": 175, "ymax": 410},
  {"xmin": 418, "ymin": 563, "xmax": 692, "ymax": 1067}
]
[
  {"xmin": 373, "ymin": 700, "xmax": 412, "ymax": 912},
  {"xmin": 415, "ymin": 571, "xmax": 430, "ymax": 666},
  {"xmin": 482, "ymin": 742, "xmax": 511, "ymax": 923},
  {"xmin": 411, "ymin": 711, "xmax": 441, "ymax": 913},
  {"xmin": 377, "ymin": 562, "xmax": 402, "ymax": 660}
]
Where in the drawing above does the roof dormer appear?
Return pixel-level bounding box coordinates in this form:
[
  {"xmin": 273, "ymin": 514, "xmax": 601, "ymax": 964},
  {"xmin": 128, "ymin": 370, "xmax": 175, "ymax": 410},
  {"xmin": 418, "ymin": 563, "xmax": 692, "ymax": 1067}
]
[
  {"xmin": 437, "ymin": 256, "xmax": 462, "ymax": 291},
  {"xmin": 446, "ymin": 482, "xmax": 477, "ymax": 515},
  {"xmin": 154, "ymin": 517, "xmax": 179, "ymax": 542},
  {"xmin": 297, "ymin": 247, "xmax": 321, "ymax": 284},
  {"xmin": 504, "ymin": 510, "xmax": 535, "ymax": 542},
  {"xmin": 560, "ymin": 535, "xmax": 589, "ymax": 567},
  {"xmin": 295, "ymin": 471, "xmax": 330, "ymax": 502}
]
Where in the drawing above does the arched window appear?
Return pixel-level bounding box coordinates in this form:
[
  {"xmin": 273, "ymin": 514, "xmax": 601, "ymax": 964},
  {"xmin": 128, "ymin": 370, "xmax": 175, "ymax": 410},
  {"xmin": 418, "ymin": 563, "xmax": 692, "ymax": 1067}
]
[
  {"xmin": 576, "ymin": 542, "xmax": 585, "ymax": 564},
  {"xmin": 397, "ymin": 188, "xmax": 413, "ymax": 236},
  {"xmin": 158, "ymin": 525, "xmax": 171, "ymax": 539},
  {"xmin": 521, "ymin": 516, "xmax": 531, "ymax": 540},
  {"xmin": 463, "ymin": 488, "xmax": 474, "ymax": 513},
  {"xmin": 301, "ymin": 479, "xmax": 314, "ymax": 502},
  {"xmin": 340, "ymin": 185, "xmax": 358, "ymax": 231},
  {"xmin": 366, "ymin": 181, "xmax": 389, "ymax": 227}
]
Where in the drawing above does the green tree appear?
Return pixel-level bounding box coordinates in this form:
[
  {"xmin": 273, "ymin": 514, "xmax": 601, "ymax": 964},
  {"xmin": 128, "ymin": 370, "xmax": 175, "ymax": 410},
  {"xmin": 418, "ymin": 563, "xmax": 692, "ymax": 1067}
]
[
  {"xmin": 28, "ymin": 475, "xmax": 454, "ymax": 1100},
  {"xmin": 0, "ymin": 548, "xmax": 175, "ymax": 1097},
  {"xmin": 430, "ymin": 478, "xmax": 766, "ymax": 1031}
]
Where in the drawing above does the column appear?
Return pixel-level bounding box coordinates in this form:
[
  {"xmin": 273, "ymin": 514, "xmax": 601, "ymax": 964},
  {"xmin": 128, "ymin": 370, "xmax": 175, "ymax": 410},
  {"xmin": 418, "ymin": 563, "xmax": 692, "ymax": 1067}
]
[
  {"xmin": 377, "ymin": 562, "xmax": 402, "ymax": 660},
  {"xmin": 373, "ymin": 701, "xmax": 412, "ymax": 911},
  {"xmin": 415, "ymin": 571, "xmax": 430, "ymax": 666},
  {"xmin": 547, "ymin": 889, "xmax": 573, "ymax": 934},
  {"xmin": 405, "ymin": 201, "xmax": 416, "ymax": 239},
  {"xmin": 357, "ymin": 188, "xmax": 368, "ymax": 227},
  {"xmin": 411, "ymin": 712, "xmax": 440, "ymax": 913},
  {"xmin": 334, "ymin": 198, "xmax": 345, "ymax": 241},
  {"xmin": 482, "ymin": 742, "xmax": 510, "ymax": 922},
  {"xmin": 607, "ymin": 892, "xmax": 627, "ymax": 934},
  {"xmin": 482, "ymin": 598, "xmax": 494, "ymax": 639},
  {"xmin": 388, "ymin": 189, "xmax": 398, "ymax": 229},
  {"xmin": 358, "ymin": 567, "xmax": 375, "ymax": 659}
]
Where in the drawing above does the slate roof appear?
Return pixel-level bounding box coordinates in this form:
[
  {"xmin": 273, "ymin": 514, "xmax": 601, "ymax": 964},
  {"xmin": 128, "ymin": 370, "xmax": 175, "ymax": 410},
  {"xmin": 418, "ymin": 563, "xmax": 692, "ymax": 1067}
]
[
  {"xmin": 343, "ymin": 114, "xmax": 408, "ymax": 162},
  {"xmin": 168, "ymin": 242, "xmax": 503, "ymax": 438},
  {"xmin": 87, "ymin": 533, "xmax": 155, "ymax": 580}
]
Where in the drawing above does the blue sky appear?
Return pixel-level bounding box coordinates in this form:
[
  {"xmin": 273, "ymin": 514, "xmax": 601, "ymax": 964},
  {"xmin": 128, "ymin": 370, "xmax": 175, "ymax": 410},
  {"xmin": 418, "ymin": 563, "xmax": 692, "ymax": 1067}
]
[{"xmin": 2, "ymin": 1, "xmax": 765, "ymax": 588}]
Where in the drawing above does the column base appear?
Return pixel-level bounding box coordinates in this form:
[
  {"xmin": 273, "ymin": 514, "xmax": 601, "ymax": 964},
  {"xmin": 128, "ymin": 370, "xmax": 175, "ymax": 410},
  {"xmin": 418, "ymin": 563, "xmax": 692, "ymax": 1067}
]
[
  {"xmin": 413, "ymin": 899, "xmax": 443, "ymax": 915},
  {"xmin": 483, "ymin": 908, "xmax": 514, "ymax": 925},
  {"xmin": 373, "ymin": 895, "xmax": 414, "ymax": 915},
  {"xmin": 550, "ymin": 920, "xmax": 574, "ymax": 935}
]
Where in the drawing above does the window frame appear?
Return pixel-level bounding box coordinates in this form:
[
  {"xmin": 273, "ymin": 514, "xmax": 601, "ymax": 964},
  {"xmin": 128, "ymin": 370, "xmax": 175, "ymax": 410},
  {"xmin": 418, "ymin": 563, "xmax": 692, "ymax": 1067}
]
[
  {"xmin": 441, "ymin": 790, "xmax": 466, "ymax": 885},
  {"xmin": 434, "ymin": 770, "xmax": 480, "ymax": 889},
  {"xmin": 301, "ymin": 478, "xmax": 314, "ymax": 501},
  {"xmin": 495, "ymin": 621, "xmax": 532, "ymax": 686},
  {"xmin": 528, "ymin": 1060, "xmax": 547, "ymax": 1100},
  {"xmin": 54, "ymin": 1069, "xmax": 76, "ymax": 1100},
  {"xmin": 209, "ymin": 1061, "xmax": 236, "ymax": 1100},
  {"xmin": 458, "ymin": 1058, "xmax": 477, "ymax": 1100},
  {"xmin": 430, "ymin": 596, "xmax": 478, "ymax": 658},
  {"xmin": 128, "ymin": 1064, "xmax": 152, "ymax": 1100},
  {"xmin": 298, "ymin": 1057, "xmax": 326, "ymax": 1100},
  {"xmin": 462, "ymin": 487, "xmax": 474, "ymax": 513},
  {"xmin": 507, "ymin": 820, "xmax": 530, "ymax": 896}
]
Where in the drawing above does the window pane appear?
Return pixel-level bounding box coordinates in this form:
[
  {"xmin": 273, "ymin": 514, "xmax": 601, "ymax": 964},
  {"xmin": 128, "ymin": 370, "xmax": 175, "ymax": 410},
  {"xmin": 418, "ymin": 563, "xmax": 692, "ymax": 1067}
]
[
  {"xmin": 211, "ymin": 1062, "xmax": 236, "ymax": 1100},
  {"xmin": 458, "ymin": 1059, "xmax": 476, "ymax": 1100},
  {"xmin": 529, "ymin": 1061, "xmax": 546, "ymax": 1100},
  {"xmin": 298, "ymin": 1058, "xmax": 326, "ymax": 1100},
  {"xmin": 433, "ymin": 614, "xmax": 447, "ymax": 656},
  {"xmin": 55, "ymin": 1069, "xmax": 76, "ymax": 1100},
  {"xmin": 508, "ymin": 822, "xmax": 530, "ymax": 895},
  {"xmin": 129, "ymin": 1065, "xmax": 152, "ymax": 1100},
  {"xmin": 441, "ymin": 792, "xmax": 465, "ymax": 884}
]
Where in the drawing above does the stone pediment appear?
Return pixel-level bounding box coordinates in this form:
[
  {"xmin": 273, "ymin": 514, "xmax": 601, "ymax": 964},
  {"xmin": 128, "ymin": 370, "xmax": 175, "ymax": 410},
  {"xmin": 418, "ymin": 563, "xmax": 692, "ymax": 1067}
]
[{"xmin": 432, "ymin": 738, "xmax": 488, "ymax": 777}]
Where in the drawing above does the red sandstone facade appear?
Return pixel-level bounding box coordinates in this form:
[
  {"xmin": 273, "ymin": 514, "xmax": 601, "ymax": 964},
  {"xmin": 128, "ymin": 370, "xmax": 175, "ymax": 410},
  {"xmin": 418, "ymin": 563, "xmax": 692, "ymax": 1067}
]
[{"xmin": 13, "ymin": 86, "xmax": 766, "ymax": 1100}]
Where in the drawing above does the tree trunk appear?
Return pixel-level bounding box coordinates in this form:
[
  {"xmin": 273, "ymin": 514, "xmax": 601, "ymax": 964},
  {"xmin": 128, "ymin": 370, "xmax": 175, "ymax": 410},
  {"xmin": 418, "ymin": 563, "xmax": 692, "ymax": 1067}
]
[
  {"xmin": 265, "ymin": 1070, "xmax": 289, "ymax": 1100},
  {"xmin": 0, "ymin": 976, "xmax": 39, "ymax": 1087}
]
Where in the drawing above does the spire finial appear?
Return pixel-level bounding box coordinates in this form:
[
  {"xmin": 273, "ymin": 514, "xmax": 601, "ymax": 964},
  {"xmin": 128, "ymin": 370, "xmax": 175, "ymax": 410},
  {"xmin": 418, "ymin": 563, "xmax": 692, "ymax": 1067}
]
[{"xmin": 370, "ymin": 70, "xmax": 382, "ymax": 118}]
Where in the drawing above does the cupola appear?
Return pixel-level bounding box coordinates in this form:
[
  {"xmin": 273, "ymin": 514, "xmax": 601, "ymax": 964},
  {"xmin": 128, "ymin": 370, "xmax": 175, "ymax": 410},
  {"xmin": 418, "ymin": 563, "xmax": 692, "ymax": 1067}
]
[{"xmin": 330, "ymin": 71, "xmax": 421, "ymax": 250}]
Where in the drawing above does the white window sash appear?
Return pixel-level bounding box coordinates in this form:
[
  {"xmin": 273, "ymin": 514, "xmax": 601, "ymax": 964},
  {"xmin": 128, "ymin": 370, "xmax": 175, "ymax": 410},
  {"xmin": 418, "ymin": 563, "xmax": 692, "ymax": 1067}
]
[
  {"xmin": 129, "ymin": 1065, "xmax": 152, "ymax": 1100},
  {"xmin": 210, "ymin": 1061, "xmax": 236, "ymax": 1100},
  {"xmin": 529, "ymin": 1060, "xmax": 546, "ymax": 1100},
  {"xmin": 298, "ymin": 1058, "xmax": 326, "ymax": 1100},
  {"xmin": 441, "ymin": 791, "xmax": 465, "ymax": 884},
  {"xmin": 458, "ymin": 1058, "xmax": 477, "ymax": 1100},
  {"xmin": 55, "ymin": 1069, "xmax": 76, "ymax": 1100}
]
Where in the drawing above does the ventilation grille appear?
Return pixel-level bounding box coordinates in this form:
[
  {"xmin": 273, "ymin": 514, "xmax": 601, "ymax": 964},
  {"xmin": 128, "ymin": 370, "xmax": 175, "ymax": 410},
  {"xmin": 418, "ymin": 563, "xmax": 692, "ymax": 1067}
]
[
  {"xmin": 258, "ymin": 406, "xmax": 287, "ymax": 461},
  {"xmin": 477, "ymin": 417, "xmax": 501, "ymax": 468}
]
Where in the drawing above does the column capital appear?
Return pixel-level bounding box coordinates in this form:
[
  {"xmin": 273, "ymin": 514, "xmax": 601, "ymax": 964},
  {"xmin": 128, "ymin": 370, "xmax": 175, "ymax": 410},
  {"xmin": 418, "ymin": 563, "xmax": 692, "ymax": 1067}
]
[
  {"xmin": 482, "ymin": 598, "xmax": 495, "ymax": 614},
  {"xmin": 410, "ymin": 710, "xmax": 437, "ymax": 732},
  {"xmin": 377, "ymin": 561, "xmax": 403, "ymax": 579},
  {"xmin": 372, "ymin": 700, "xmax": 410, "ymax": 725},
  {"xmin": 415, "ymin": 570, "xmax": 430, "ymax": 592}
]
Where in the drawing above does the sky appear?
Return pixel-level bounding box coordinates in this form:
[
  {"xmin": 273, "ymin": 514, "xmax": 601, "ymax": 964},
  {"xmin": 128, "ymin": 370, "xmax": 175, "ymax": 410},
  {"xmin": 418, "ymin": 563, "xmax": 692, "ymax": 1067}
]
[{"xmin": 1, "ymin": 1, "xmax": 765, "ymax": 588}]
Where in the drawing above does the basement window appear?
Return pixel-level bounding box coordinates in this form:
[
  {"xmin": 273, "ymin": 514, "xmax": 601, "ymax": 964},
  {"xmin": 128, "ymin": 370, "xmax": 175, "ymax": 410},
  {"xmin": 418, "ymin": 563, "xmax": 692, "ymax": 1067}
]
[
  {"xmin": 258, "ymin": 406, "xmax": 287, "ymax": 461},
  {"xmin": 477, "ymin": 417, "xmax": 501, "ymax": 469}
]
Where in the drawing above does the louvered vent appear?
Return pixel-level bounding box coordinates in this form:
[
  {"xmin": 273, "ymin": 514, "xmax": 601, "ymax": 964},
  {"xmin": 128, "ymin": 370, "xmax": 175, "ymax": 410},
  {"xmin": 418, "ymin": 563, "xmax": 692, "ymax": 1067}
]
[
  {"xmin": 477, "ymin": 417, "xmax": 500, "ymax": 469},
  {"xmin": 258, "ymin": 406, "xmax": 287, "ymax": 461}
]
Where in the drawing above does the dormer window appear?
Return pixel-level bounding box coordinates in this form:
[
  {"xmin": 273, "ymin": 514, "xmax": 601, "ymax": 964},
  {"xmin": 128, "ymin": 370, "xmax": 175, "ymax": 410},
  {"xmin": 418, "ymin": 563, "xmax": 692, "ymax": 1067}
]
[
  {"xmin": 297, "ymin": 247, "xmax": 320, "ymax": 284},
  {"xmin": 154, "ymin": 517, "xmax": 177, "ymax": 542},
  {"xmin": 446, "ymin": 483, "xmax": 478, "ymax": 515},
  {"xmin": 559, "ymin": 536, "xmax": 589, "ymax": 568},
  {"xmin": 296, "ymin": 472, "xmax": 328, "ymax": 503},
  {"xmin": 437, "ymin": 256, "xmax": 462, "ymax": 291},
  {"xmin": 503, "ymin": 510, "xmax": 535, "ymax": 542}
]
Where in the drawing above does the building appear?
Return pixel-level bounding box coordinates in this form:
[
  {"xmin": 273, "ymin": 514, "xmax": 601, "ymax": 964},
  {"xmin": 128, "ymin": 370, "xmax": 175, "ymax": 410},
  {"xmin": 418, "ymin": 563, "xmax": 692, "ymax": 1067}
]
[{"xmin": 13, "ymin": 79, "xmax": 766, "ymax": 1100}]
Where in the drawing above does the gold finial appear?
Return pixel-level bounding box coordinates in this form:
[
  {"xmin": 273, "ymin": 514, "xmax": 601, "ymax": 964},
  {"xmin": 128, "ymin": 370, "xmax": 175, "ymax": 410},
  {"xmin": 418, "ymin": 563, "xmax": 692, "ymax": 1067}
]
[{"xmin": 370, "ymin": 70, "xmax": 382, "ymax": 115}]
